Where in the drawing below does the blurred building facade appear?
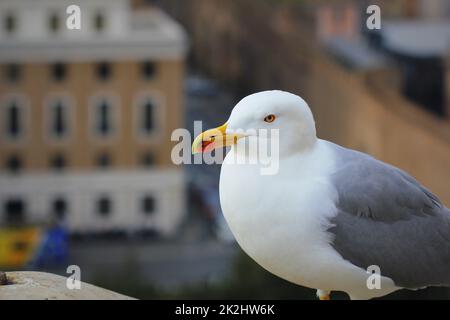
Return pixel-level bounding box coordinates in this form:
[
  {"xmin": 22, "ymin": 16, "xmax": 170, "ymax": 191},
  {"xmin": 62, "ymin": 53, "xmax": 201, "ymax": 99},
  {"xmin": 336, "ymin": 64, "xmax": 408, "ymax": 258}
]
[
  {"xmin": 368, "ymin": 0, "xmax": 450, "ymax": 19},
  {"xmin": 315, "ymin": 0, "xmax": 450, "ymax": 117},
  {"xmin": 0, "ymin": 0, "xmax": 187, "ymax": 235}
]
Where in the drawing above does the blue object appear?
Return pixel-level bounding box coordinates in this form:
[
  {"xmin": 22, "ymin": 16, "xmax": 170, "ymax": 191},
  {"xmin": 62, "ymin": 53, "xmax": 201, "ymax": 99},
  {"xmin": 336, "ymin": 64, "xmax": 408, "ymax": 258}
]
[{"xmin": 31, "ymin": 225, "xmax": 69, "ymax": 269}]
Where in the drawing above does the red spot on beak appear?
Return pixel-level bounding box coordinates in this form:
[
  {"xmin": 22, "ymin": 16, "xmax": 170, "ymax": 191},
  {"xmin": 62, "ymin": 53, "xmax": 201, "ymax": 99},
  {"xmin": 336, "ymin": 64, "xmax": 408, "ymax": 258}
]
[{"xmin": 201, "ymin": 140, "xmax": 214, "ymax": 153}]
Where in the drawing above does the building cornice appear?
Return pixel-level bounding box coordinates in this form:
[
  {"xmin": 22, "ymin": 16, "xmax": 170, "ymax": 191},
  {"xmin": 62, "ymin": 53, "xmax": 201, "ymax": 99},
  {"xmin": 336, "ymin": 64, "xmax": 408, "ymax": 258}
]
[{"xmin": 0, "ymin": 38, "xmax": 187, "ymax": 63}]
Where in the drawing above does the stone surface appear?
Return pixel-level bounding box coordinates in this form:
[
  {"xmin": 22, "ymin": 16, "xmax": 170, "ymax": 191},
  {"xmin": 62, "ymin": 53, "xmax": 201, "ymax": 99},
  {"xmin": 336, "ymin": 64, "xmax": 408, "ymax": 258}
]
[{"xmin": 0, "ymin": 271, "xmax": 136, "ymax": 300}]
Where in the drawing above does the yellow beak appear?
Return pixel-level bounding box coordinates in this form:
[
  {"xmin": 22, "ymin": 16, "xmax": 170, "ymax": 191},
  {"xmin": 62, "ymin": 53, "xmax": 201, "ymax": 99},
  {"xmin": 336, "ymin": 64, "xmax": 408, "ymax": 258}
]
[{"xmin": 191, "ymin": 122, "xmax": 243, "ymax": 154}]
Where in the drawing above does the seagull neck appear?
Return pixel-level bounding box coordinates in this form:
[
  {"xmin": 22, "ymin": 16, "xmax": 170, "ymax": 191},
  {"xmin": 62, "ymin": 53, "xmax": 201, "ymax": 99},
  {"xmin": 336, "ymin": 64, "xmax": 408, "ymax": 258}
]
[{"xmin": 281, "ymin": 136, "xmax": 318, "ymax": 158}]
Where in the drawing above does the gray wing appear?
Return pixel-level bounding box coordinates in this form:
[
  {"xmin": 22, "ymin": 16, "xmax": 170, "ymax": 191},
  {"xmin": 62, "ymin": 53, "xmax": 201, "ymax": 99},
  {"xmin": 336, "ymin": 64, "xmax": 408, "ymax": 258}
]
[{"xmin": 326, "ymin": 142, "xmax": 450, "ymax": 289}]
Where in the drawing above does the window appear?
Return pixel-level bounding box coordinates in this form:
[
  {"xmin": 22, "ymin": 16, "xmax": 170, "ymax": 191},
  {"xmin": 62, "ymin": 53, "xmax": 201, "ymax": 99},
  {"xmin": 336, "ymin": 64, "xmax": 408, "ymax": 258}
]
[
  {"xmin": 141, "ymin": 195, "xmax": 156, "ymax": 215},
  {"xmin": 4, "ymin": 13, "xmax": 16, "ymax": 34},
  {"xmin": 96, "ymin": 153, "xmax": 111, "ymax": 168},
  {"xmin": 5, "ymin": 64, "xmax": 21, "ymax": 83},
  {"xmin": 49, "ymin": 13, "xmax": 61, "ymax": 33},
  {"xmin": 50, "ymin": 154, "xmax": 66, "ymax": 171},
  {"xmin": 141, "ymin": 61, "xmax": 156, "ymax": 79},
  {"xmin": 51, "ymin": 63, "xmax": 67, "ymax": 82},
  {"xmin": 52, "ymin": 197, "xmax": 68, "ymax": 221},
  {"xmin": 5, "ymin": 100, "xmax": 22, "ymax": 139},
  {"xmin": 140, "ymin": 99, "xmax": 155, "ymax": 135},
  {"xmin": 94, "ymin": 12, "xmax": 105, "ymax": 32},
  {"xmin": 96, "ymin": 62, "xmax": 111, "ymax": 81},
  {"xmin": 49, "ymin": 99, "xmax": 69, "ymax": 139},
  {"xmin": 6, "ymin": 155, "xmax": 22, "ymax": 173},
  {"xmin": 97, "ymin": 196, "xmax": 112, "ymax": 217},
  {"xmin": 94, "ymin": 98, "xmax": 114, "ymax": 137},
  {"xmin": 141, "ymin": 152, "xmax": 155, "ymax": 167},
  {"xmin": 4, "ymin": 199, "xmax": 26, "ymax": 224}
]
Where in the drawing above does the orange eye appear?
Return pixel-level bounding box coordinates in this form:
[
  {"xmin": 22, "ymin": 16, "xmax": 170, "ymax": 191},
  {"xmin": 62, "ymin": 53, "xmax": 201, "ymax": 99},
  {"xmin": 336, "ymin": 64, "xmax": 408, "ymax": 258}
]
[{"xmin": 264, "ymin": 114, "xmax": 276, "ymax": 123}]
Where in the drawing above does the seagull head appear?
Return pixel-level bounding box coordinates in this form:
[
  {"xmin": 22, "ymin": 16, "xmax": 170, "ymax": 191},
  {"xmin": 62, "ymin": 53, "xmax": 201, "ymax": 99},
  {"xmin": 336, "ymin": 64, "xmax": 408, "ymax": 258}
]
[{"xmin": 192, "ymin": 90, "xmax": 317, "ymax": 158}]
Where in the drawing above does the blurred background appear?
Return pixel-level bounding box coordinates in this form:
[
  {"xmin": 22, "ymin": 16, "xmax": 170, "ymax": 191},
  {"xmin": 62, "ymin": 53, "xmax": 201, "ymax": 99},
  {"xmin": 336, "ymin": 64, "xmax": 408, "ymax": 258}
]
[{"xmin": 0, "ymin": 0, "xmax": 449, "ymax": 299}]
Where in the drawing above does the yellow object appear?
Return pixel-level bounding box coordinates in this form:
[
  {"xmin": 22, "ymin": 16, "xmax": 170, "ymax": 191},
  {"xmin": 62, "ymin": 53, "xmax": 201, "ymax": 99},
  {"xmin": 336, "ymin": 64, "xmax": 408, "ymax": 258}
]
[
  {"xmin": 192, "ymin": 122, "xmax": 244, "ymax": 154},
  {"xmin": 0, "ymin": 227, "xmax": 42, "ymax": 269}
]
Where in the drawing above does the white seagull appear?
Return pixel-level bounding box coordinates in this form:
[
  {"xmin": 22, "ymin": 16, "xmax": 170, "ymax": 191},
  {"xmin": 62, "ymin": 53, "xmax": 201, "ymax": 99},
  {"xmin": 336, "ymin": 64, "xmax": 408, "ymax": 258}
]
[{"xmin": 192, "ymin": 90, "xmax": 450, "ymax": 300}]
